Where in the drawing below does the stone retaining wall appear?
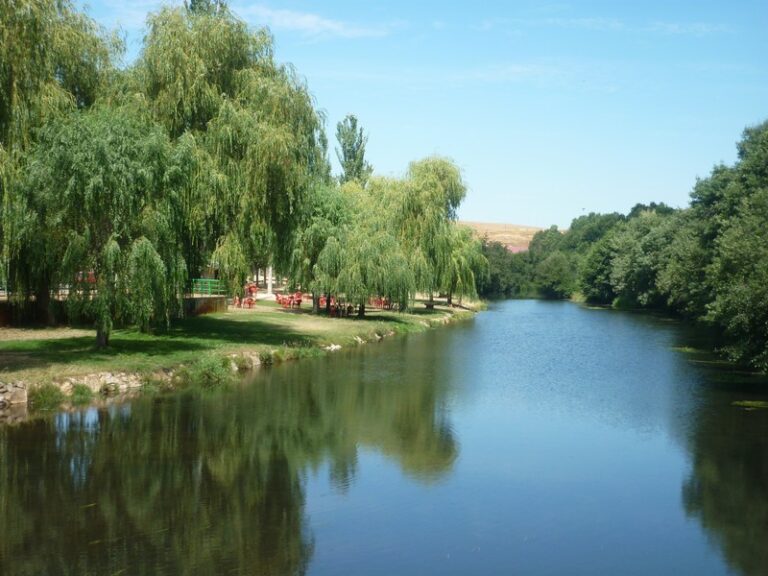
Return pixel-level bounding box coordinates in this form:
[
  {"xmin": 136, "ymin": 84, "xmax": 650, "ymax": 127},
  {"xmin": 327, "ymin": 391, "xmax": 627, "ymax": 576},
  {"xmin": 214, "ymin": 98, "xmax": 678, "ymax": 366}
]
[
  {"xmin": 0, "ymin": 381, "xmax": 27, "ymax": 407},
  {"xmin": 57, "ymin": 372, "xmax": 145, "ymax": 396},
  {"xmin": 0, "ymin": 403, "xmax": 27, "ymax": 425},
  {"xmin": 184, "ymin": 296, "xmax": 228, "ymax": 316}
]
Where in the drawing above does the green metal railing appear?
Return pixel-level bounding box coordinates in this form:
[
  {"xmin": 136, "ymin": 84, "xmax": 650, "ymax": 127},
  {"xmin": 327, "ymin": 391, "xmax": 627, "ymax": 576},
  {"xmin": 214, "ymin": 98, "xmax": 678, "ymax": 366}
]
[{"xmin": 191, "ymin": 278, "xmax": 226, "ymax": 296}]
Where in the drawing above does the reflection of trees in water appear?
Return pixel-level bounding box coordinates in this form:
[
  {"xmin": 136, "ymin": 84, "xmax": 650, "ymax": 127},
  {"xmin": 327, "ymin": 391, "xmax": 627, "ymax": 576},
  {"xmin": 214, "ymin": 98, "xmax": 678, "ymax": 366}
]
[
  {"xmin": 0, "ymin": 343, "xmax": 458, "ymax": 575},
  {"xmin": 253, "ymin": 335, "xmax": 459, "ymax": 486},
  {"xmin": 0, "ymin": 406, "xmax": 311, "ymax": 576},
  {"xmin": 682, "ymin": 393, "xmax": 768, "ymax": 576}
]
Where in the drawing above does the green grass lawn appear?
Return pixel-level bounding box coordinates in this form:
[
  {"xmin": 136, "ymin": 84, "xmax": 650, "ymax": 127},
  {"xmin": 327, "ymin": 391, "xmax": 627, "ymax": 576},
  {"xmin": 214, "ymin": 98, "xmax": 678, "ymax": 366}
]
[{"xmin": 0, "ymin": 302, "xmax": 474, "ymax": 384}]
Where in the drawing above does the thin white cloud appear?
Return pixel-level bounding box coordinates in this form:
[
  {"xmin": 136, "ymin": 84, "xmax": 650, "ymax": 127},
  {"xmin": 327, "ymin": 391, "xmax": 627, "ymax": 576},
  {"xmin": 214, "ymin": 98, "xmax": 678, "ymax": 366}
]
[
  {"xmin": 478, "ymin": 16, "xmax": 729, "ymax": 37},
  {"xmin": 646, "ymin": 21, "xmax": 731, "ymax": 36},
  {"xmin": 453, "ymin": 63, "xmax": 563, "ymax": 84},
  {"xmin": 86, "ymin": 1, "xmax": 395, "ymax": 40},
  {"xmin": 476, "ymin": 17, "xmax": 518, "ymax": 32},
  {"xmin": 544, "ymin": 17, "xmax": 625, "ymax": 31},
  {"xmin": 312, "ymin": 65, "xmax": 555, "ymax": 87},
  {"xmin": 456, "ymin": 62, "xmax": 620, "ymax": 93},
  {"xmin": 233, "ymin": 4, "xmax": 393, "ymax": 38},
  {"xmin": 477, "ymin": 16, "xmax": 625, "ymax": 33},
  {"xmin": 313, "ymin": 61, "xmax": 619, "ymax": 94}
]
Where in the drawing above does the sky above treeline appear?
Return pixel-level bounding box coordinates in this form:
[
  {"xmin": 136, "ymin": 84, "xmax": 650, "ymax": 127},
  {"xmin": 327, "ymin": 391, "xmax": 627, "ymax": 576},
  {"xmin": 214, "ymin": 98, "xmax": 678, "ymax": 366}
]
[{"xmin": 79, "ymin": 0, "xmax": 768, "ymax": 228}]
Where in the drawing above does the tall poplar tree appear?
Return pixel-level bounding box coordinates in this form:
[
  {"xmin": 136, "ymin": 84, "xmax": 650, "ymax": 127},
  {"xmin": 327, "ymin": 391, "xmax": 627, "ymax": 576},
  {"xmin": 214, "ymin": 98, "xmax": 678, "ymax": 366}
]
[{"xmin": 335, "ymin": 114, "xmax": 373, "ymax": 186}]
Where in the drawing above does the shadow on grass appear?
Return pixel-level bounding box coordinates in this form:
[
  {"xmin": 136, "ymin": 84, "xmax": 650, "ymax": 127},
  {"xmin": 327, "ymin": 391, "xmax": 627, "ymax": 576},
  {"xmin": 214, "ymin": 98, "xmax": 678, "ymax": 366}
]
[
  {"xmin": 299, "ymin": 309, "xmax": 419, "ymax": 326},
  {"xmin": 0, "ymin": 336, "xmax": 209, "ymax": 373},
  {"xmin": 407, "ymin": 307, "xmax": 451, "ymax": 317},
  {"xmin": 358, "ymin": 313, "xmax": 414, "ymax": 325},
  {"xmin": 168, "ymin": 315, "xmax": 318, "ymax": 346}
]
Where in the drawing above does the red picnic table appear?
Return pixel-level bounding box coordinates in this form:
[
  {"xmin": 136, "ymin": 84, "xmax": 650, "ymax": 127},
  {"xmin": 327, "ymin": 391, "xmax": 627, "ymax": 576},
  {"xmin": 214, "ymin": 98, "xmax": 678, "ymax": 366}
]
[{"xmin": 276, "ymin": 292, "xmax": 303, "ymax": 309}]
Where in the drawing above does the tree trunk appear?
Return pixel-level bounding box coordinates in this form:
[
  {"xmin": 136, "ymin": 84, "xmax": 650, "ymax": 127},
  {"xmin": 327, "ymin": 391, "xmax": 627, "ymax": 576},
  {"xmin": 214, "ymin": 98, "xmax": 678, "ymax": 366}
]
[
  {"xmin": 325, "ymin": 293, "xmax": 332, "ymax": 315},
  {"xmin": 357, "ymin": 302, "xmax": 365, "ymax": 318},
  {"xmin": 426, "ymin": 292, "xmax": 435, "ymax": 309},
  {"xmin": 446, "ymin": 291, "xmax": 453, "ymax": 307},
  {"xmin": 96, "ymin": 327, "xmax": 110, "ymax": 348},
  {"xmin": 312, "ymin": 291, "xmax": 319, "ymax": 314},
  {"xmin": 35, "ymin": 284, "xmax": 54, "ymax": 325}
]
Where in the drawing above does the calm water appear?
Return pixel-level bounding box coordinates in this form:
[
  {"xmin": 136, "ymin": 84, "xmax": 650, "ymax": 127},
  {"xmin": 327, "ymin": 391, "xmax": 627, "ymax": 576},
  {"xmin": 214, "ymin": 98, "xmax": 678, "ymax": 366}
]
[{"xmin": 2, "ymin": 300, "xmax": 767, "ymax": 575}]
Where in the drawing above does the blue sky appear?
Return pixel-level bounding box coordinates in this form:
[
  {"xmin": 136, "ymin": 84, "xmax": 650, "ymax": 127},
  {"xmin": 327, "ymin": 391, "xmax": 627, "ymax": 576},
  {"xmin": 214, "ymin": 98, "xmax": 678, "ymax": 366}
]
[{"xmin": 81, "ymin": 0, "xmax": 768, "ymax": 227}]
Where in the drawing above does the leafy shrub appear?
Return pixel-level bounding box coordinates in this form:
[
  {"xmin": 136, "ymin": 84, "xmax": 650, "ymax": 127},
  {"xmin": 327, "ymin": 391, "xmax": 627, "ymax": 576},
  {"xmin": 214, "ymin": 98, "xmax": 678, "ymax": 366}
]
[
  {"xmin": 71, "ymin": 384, "xmax": 94, "ymax": 405},
  {"xmin": 28, "ymin": 384, "xmax": 65, "ymax": 411},
  {"xmin": 258, "ymin": 350, "xmax": 274, "ymax": 367},
  {"xmin": 184, "ymin": 356, "xmax": 235, "ymax": 389},
  {"xmin": 233, "ymin": 354, "xmax": 252, "ymax": 372},
  {"xmin": 140, "ymin": 374, "xmax": 172, "ymax": 395}
]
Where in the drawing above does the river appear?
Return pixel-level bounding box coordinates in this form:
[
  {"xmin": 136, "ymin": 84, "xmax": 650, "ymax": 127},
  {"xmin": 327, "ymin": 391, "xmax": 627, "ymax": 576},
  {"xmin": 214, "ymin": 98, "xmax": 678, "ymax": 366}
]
[{"xmin": 1, "ymin": 300, "xmax": 767, "ymax": 575}]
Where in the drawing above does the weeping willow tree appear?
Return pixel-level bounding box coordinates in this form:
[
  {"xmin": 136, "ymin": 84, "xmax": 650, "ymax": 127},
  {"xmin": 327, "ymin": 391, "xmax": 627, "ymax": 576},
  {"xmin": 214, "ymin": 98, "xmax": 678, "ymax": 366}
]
[
  {"xmin": 0, "ymin": 0, "xmax": 119, "ymax": 311},
  {"xmin": 332, "ymin": 181, "xmax": 414, "ymax": 317},
  {"xmin": 290, "ymin": 183, "xmax": 352, "ymax": 312},
  {"xmin": 336, "ymin": 227, "xmax": 413, "ymax": 318},
  {"xmin": 135, "ymin": 3, "xmax": 329, "ymax": 285},
  {"xmin": 390, "ymin": 157, "xmax": 468, "ymax": 306},
  {"xmin": 17, "ymin": 105, "xmax": 185, "ymax": 346},
  {"xmin": 297, "ymin": 166, "xmax": 479, "ymax": 316},
  {"xmin": 314, "ymin": 236, "xmax": 346, "ymax": 314},
  {"xmin": 442, "ymin": 225, "xmax": 488, "ymax": 305}
]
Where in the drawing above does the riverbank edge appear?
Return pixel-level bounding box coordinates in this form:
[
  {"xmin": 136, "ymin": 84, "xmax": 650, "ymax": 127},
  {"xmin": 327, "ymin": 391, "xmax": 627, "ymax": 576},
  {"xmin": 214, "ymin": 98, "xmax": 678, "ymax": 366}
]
[{"xmin": 0, "ymin": 305, "xmax": 478, "ymax": 423}]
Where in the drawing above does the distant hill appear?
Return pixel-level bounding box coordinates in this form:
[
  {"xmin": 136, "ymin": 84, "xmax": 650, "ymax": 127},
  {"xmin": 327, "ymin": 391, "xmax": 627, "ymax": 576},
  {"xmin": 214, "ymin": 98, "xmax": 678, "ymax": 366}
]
[{"xmin": 459, "ymin": 221, "xmax": 541, "ymax": 253}]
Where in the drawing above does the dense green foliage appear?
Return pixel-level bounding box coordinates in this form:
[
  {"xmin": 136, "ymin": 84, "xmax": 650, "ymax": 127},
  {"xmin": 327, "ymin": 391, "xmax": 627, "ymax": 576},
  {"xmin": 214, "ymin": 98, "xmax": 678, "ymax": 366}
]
[
  {"xmin": 293, "ymin": 162, "xmax": 485, "ymax": 318},
  {"xmin": 480, "ymin": 122, "xmax": 768, "ymax": 371},
  {"xmin": 17, "ymin": 106, "xmax": 184, "ymax": 345},
  {"xmin": 0, "ymin": 0, "xmax": 486, "ymax": 342}
]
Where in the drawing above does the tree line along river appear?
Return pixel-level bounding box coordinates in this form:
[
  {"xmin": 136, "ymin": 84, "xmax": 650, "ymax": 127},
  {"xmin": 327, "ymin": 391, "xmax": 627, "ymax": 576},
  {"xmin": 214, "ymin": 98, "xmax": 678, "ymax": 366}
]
[{"xmin": 1, "ymin": 300, "xmax": 766, "ymax": 575}]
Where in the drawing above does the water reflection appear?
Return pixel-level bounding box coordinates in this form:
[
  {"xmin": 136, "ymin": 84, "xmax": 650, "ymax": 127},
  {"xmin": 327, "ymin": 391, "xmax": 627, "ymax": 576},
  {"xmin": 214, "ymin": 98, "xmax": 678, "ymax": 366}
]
[
  {"xmin": 0, "ymin": 336, "xmax": 457, "ymax": 576},
  {"xmin": 682, "ymin": 383, "xmax": 768, "ymax": 576}
]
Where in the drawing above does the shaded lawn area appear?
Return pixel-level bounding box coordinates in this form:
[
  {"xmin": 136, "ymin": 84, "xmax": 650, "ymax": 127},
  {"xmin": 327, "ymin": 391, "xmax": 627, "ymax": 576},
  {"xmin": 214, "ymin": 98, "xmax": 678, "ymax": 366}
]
[{"xmin": 0, "ymin": 305, "xmax": 467, "ymax": 382}]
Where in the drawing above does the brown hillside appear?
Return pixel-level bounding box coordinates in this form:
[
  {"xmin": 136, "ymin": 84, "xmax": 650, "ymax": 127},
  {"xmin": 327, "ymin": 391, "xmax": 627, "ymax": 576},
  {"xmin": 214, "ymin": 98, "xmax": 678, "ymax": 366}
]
[{"xmin": 459, "ymin": 221, "xmax": 541, "ymax": 252}]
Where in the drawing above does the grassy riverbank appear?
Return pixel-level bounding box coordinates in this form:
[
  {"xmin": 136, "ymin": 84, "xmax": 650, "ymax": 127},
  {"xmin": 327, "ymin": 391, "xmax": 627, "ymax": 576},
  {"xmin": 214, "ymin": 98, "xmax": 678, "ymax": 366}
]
[{"xmin": 0, "ymin": 301, "xmax": 476, "ymax": 389}]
